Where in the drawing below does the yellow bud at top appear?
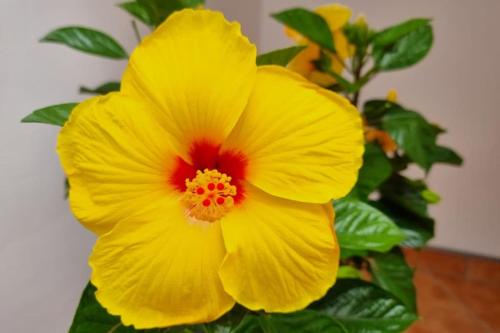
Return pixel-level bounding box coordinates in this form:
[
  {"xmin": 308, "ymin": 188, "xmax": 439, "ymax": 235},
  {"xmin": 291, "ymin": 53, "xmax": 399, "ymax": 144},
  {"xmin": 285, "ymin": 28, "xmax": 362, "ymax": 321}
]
[{"xmin": 386, "ymin": 89, "xmax": 398, "ymax": 103}]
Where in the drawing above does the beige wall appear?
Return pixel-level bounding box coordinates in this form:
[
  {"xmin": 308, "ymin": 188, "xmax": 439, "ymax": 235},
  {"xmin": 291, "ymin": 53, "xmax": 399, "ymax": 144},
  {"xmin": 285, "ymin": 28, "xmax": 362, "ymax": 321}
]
[
  {"xmin": 0, "ymin": 0, "xmax": 498, "ymax": 331},
  {"xmin": 260, "ymin": 0, "xmax": 500, "ymax": 258}
]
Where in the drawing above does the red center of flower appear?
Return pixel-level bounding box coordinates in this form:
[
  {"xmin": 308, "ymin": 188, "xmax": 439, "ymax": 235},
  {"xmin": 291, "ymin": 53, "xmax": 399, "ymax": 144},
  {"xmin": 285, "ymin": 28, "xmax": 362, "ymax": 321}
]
[{"xmin": 169, "ymin": 140, "xmax": 248, "ymax": 221}]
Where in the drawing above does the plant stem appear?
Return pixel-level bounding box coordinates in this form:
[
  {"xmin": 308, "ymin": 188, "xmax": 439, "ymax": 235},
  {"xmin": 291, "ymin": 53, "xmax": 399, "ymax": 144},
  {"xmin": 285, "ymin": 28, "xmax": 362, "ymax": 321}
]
[{"xmin": 132, "ymin": 20, "xmax": 141, "ymax": 44}]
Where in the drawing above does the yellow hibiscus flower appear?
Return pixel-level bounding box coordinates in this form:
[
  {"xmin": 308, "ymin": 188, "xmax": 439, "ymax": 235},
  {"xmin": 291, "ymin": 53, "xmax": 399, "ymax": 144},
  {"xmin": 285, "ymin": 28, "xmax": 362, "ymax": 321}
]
[
  {"xmin": 58, "ymin": 9, "xmax": 364, "ymax": 329},
  {"xmin": 286, "ymin": 4, "xmax": 352, "ymax": 86}
]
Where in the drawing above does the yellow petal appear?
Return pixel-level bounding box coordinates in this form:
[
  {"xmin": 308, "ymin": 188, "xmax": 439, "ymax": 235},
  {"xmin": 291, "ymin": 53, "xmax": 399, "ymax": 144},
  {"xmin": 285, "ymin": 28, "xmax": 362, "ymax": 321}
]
[
  {"xmin": 90, "ymin": 198, "xmax": 234, "ymax": 328},
  {"xmin": 57, "ymin": 94, "xmax": 177, "ymax": 235},
  {"xmin": 121, "ymin": 9, "xmax": 257, "ymax": 158},
  {"xmin": 286, "ymin": 43, "xmax": 320, "ymax": 78},
  {"xmin": 223, "ymin": 66, "xmax": 364, "ymax": 203},
  {"xmin": 219, "ymin": 184, "xmax": 339, "ymax": 312},
  {"xmin": 315, "ymin": 4, "xmax": 352, "ymax": 31}
]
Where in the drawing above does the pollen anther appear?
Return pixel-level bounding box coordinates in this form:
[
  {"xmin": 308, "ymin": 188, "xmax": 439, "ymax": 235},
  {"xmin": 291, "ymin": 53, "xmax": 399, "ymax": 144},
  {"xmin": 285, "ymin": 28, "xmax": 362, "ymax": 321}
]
[{"xmin": 183, "ymin": 169, "xmax": 237, "ymax": 222}]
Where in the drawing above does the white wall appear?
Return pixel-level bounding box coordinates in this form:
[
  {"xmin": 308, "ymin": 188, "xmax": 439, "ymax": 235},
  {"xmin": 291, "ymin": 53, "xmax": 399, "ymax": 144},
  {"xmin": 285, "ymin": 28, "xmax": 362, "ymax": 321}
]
[
  {"xmin": 1, "ymin": 0, "xmax": 499, "ymax": 332},
  {"xmin": 260, "ymin": 0, "xmax": 500, "ymax": 258}
]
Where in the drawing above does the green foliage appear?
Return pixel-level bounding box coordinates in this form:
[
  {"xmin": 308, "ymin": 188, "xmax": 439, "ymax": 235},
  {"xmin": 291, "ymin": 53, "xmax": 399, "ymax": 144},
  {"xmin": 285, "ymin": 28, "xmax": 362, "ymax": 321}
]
[
  {"xmin": 337, "ymin": 265, "xmax": 362, "ymax": 279},
  {"xmin": 119, "ymin": 1, "xmax": 156, "ymax": 26},
  {"xmin": 256, "ymin": 46, "xmax": 306, "ymax": 66},
  {"xmin": 370, "ymin": 249, "xmax": 417, "ymax": 312},
  {"xmin": 135, "ymin": 0, "xmax": 205, "ymax": 27},
  {"xmin": 373, "ymin": 19, "xmax": 433, "ymax": 70},
  {"xmin": 311, "ymin": 279, "xmax": 418, "ymax": 332},
  {"xmin": 351, "ymin": 143, "xmax": 392, "ymax": 200},
  {"xmin": 80, "ymin": 82, "xmax": 121, "ymax": 95},
  {"xmin": 334, "ymin": 199, "xmax": 405, "ymax": 252},
  {"xmin": 40, "ymin": 27, "xmax": 128, "ymax": 59},
  {"xmin": 382, "ymin": 108, "xmax": 438, "ymax": 170},
  {"xmin": 272, "ymin": 8, "xmax": 335, "ymax": 51},
  {"xmin": 21, "ymin": 103, "xmax": 76, "ymax": 126}
]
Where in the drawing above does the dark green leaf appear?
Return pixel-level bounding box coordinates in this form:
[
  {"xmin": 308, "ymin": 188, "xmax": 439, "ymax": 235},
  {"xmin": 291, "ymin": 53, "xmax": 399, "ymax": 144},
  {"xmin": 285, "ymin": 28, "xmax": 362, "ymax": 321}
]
[
  {"xmin": 340, "ymin": 248, "xmax": 368, "ymax": 260},
  {"xmin": 380, "ymin": 175, "xmax": 429, "ymax": 218},
  {"xmin": 373, "ymin": 200, "xmax": 434, "ymax": 248},
  {"xmin": 21, "ymin": 103, "xmax": 77, "ymax": 126},
  {"xmin": 272, "ymin": 8, "xmax": 335, "ymax": 51},
  {"xmin": 231, "ymin": 315, "xmax": 261, "ymax": 333},
  {"xmin": 430, "ymin": 145, "xmax": 463, "ymax": 166},
  {"xmin": 119, "ymin": 1, "xmax": 155, "ymax": 26},
  {"xmin": 352, "ymin": 143, "xmax": 392, "ymax": 200},
  {"xmin": 256, "ymin": 46, "xmax": 306, "ymax": 66},
  {"xmin": 263, "ymin": 311, "xmax": 347, "ymax": 333},
  {"xmin": 80, "ymin": 82, "xmax": 121, "ymax": 95},
  {"xmin": 312, "ymin": 279, "xmax": 417, "ymax": 333},
  {"xmin": 69, "ymin": 283, "xmax": 136, "ymax": 333},
  {"xmin": 334, "ymin": 199, "xmax": 405, "ymax": 252},
  {"xmin": 373, "ymin": 19, "xmax": 430, "ymax": 46},
  {"xmin": 382, "ymin": 108, "xmax": 437, "ymax": 170},
  {"xmin": 41, "ymin": 27, "xmax": 128, "ymax": 59},
  {"xmin": 138, "ymin": 0, "xmax": 204, "ymax": 26},
  {"xmin": 370, "ymin": 248, "xmax": 417, "ymax": 312},
  {"xmin": 363, "ymin": 99, "xmax": 403, "ymax": 124},
  {"xmin": 373, "ymin": 19, "xmax": 433, "ymax": 70}
]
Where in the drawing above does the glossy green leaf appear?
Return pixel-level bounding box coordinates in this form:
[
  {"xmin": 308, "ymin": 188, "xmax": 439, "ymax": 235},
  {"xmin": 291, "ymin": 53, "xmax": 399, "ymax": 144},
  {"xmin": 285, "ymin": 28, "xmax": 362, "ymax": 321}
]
[
  {"xmin": 138, "ymin": 0, "xmax": 204, "ymax": 26},
  {"xmin": 373, "ymin": 19, "xmax": 433, "ymax": 70},
  {"xmin": 312, "ymin": 279, "xmax": 418, "ymax": 333},
  {"xmin": 21, "ymin": 103, "xmax": 77, "ymax": 126},
  {"xmin": 119, "ymin": 1, "xmax": 155, "ymax": 26},
  {"xmin": 80, "ymin": 82, "xmax": 121, "ymax": 95},
  {"xmin": 430, "ymin": 145, "xmax": 463, "ymax": 166},
  {"xmin": 41, "ymin": 27, "xmax": 128, "ymax": 59},
  {"xmin": 334, "ymin": 199, "xmax": 405, "ymax": 252},
  {"xmin": 69, "ymin": 283, "xmax": 136, "ymax": 333},
  {"xmin": 373, "ymin": 200, "xmax": 434, "ymax": 248},
  {"xmin": 352, "ymin": 143, "xmax": 392, "ymax": 199},
  {"xmin": 382, "ymin": 108, "xmax": 437, "ymax": 170},
  {"xmin": 272, "ymin": 8, "xmax": 335, "ymax": 51},
  {"xmin": 363, "ymin": 99, "xmax": 403, "ymax": 124},
  {"xmin": 263, "ymin": 311, "xmax": 347, "ymax": 333},
  {"xmin": 256, "ymin": 46, "xmax": 306, "ymax": 66},
  {"xmin": 370, "ymin": 248, "xmax": 417, "ymax": 312},
  {"xmin": 380, "ymin": 176, "xmax": 429, "ymax": 218},
  {"xmin": 373, "ymin": 19, "xmax": 430, "ymax": 46}
]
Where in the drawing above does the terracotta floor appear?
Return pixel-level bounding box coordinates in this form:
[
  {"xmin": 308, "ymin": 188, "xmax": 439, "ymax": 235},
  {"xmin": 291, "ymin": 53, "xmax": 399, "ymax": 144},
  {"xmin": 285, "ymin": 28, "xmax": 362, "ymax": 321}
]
[{"xmin": 403, "ymin": 248, "xmax": 500, "ymax": 332}]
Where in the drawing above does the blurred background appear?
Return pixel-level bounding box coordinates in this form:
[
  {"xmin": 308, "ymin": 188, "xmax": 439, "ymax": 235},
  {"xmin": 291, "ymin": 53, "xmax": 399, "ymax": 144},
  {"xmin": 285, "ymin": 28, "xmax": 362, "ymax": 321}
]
[{"xmin": 1, "ymin": 0, "xmax": 499, "ymax": 332}]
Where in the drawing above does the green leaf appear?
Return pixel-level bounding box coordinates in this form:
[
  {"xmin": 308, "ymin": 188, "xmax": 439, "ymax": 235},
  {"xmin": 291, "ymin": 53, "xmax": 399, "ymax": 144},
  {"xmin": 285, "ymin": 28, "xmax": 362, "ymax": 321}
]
[
  {"xmin": 352, "ymin": 143, "xmax": 392, "ymax": 200},
  {"xmin": 373, "ymin": 19, "xmax": 433, "ymax": 70},
  {"xmin": 382, "ymin": 108, "xmax": 437, "ymax": 170},
  {"xmin": 119, "ymin": 1, "xmax": 155, "ymax": 26},
  {"xmin": 340, "ymin": 248, "xmax": 368, "ymax": 260},
  {"xmin": 69, "ymin": 283, "xmax": 136, "ymax": 333},
  {"xmin": 334, "ymin": 199, "xmax": 405, "ymax": 252},
  {"xmin": 337, "ymin": 266, "xmax": 362, "ymax": 279},
  {"xmin": 272, "ymin": 8, "xmax": 335, "ymax": 51},
  {"xmin": 312, "ymin": 279, "xmax": 418, "ymax": 333},
  {"xmin": 373, "ymin": 200, "xmax": 434, "ymax": 248},
  {"xmin": 256, "ymin": 46, "xmax": 306, "ymax": 66},
  {"xmin": 41, "ymin": 27, "xmax": 128, "ymax": 59},
  {"xmin": 138, "ymin": 0, "xmax": 204, "ymax": 26},
  {"xmin": 21, "ymin": 103, "xmax": 77, "ymax": 126},
  {"xmin": 263, "ymin": 311, "xmax": 347, "ymax": 333},
  {"xmin": 380, "ymin": 176, "xmax": 429, "ymax": 218},
  {"xmin": 370, "ymin": 248, "xmax": 417, "ymax": 312},
  {"xmin": 80, "ymin": 82, "xmax": 121, "ymax": 95},
  {"xmin": 363, "ymin": 99, "xmax": 403, "ymax": 124},
  {"xmin": 430, "ymin": 145, "xmax": 463, "ymax": 166},
  {"xmin": 373, "ymin": 19, "xmax": 430, "ymax": 46},
  {"xmin": 231, "ymin": 315, "xmax": 261, "ymax": 333}
]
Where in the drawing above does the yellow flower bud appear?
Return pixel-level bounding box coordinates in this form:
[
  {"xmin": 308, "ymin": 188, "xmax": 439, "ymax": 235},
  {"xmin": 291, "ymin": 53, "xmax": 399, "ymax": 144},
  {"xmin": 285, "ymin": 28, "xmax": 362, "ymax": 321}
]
[{"xmin": 386, "ymin": 89, "xmax": 398, "ymax": 103}]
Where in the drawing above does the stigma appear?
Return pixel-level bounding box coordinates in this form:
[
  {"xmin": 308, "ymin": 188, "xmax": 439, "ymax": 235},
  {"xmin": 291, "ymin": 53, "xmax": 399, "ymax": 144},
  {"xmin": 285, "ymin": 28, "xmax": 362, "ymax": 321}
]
[{"xmin": 182, "ymin": 169, "xmax": 237, "ymax": 222}]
